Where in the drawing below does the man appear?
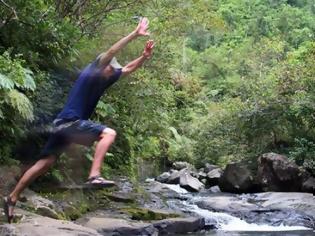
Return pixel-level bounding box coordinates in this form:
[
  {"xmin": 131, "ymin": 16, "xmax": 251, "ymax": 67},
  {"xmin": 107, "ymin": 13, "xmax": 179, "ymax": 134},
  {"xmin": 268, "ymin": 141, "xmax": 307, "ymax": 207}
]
[{"xmin": 3, "ymin": 17, "xmax": 154, "ymax": 223}]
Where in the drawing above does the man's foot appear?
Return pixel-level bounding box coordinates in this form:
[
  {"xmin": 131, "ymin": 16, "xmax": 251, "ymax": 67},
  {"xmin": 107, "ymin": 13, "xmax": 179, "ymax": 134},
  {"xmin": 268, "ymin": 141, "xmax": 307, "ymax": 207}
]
[
  {"xmin": 85, "ymin": 175, "xmax": 116, "ymax": 188},
  {"xmin": 3, "ymin": 196, "xmax": 16, "ymax": 224}
]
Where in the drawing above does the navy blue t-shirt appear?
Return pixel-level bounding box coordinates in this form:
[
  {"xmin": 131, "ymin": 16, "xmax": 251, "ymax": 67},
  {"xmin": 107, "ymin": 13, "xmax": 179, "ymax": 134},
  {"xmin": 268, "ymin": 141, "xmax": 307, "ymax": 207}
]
[{"xmin": 57, "ymin": 60, "xmax": 122, "ymax": 120}]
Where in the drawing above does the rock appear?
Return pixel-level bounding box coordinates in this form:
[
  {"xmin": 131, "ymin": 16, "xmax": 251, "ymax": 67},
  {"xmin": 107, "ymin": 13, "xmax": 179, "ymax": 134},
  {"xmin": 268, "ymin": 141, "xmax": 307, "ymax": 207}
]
[
  {"xmin": 190, "ymin": 170, "xmax": 199, "ymax": 179},
  {"xmin": 18, "ymin": 189, "xmax": 62, "ymax": 219},
  {"xmin": 196, "ymin": 192, "xmax": 315, "ymax": 229},
  {"xmin": 179, "ymin": 171, "xmax": 204, "ymax": 192},
  {"xmin": 255, "ymin": 192, "xmax": 315, "ymax": 217},
  {"xmin": 0, "ymin": 215, "xmax": 102, "ymax": 236},
  {"xmin": 257, "ymin": 153, "xmax": 304, "ymax": 192},
  {"xmin": 79, "ymin": 217, "xmax": 158, "ymax": 236},
  {"xmin": 167, "ymin": 169, "xmax": 184, "ymax": 184},
  {"xmin": 173, "ymin": 162, "xmax": 193, "ymax": 170},
  {"xmin": 167, "ymin": 168, "xmax": 204, "ymax": 192},
  {"xmin": 121, "ymin": 207, "xmax": 180, "ymax": 221},
  {"xmin": 197, "ymin": 171, "xmax": 207, "ymax": 180},
  {"xmin": 35, "ymin": 206, "xmax": 59, "ymax": 219},
  {"xmin": 145, "ymin": 181, "xmax": 185, "ymax": 199},
  {"xmin": 204, "ymin": 163, "xmax": 219, "ymax": 173},
  {"xmin": 209, "ymin": 185, "xmax": 221, "ymax": 193},
  {"xmin": 152, "ymin": 217, "xmax": 205, "ymax": 234},
  {"xmin": 0, "ymin": 165, "xmax": 20, "ymax": 197},
  {"xmin": 219, "ymin": 162, "xmax": 259, "ymax": 193},
  {"xmin": 104, "ymin": 192, "xmax": 135, "ymax": 203},
  {"xmin": 196, "ymin": 195, "xmax": 260, "ymax": 213},
  {"xmin": 200, "ymin": 178, "xmax": 208, "ymax": 185},
  {"xmin": 206, "ymin": 168, "xmax": 223, "ymax": 186},
  {"xmin": 301, "ymin": 177, "xmax": 315, "ymax": 194},
  {"xmin": 156, "ymin": 172, "xmax": 171, "ymax": 183}
]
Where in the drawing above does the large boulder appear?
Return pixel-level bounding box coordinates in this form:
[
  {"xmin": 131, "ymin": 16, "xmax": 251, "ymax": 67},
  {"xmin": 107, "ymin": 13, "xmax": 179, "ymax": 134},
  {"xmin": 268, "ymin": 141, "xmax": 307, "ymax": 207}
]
[
  {"xmin": 218, "ymin": 162, "xmax": 259, "ymax": 193},
  {"xmin": 257, "ymin": 153, "xmax": 304, "ymax": 192}
]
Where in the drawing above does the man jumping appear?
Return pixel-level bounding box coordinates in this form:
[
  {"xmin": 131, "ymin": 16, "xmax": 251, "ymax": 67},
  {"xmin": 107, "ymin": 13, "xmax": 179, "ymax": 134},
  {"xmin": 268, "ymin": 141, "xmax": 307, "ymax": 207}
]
[{"xmin": 3, "ymin": 17, "xmax": 154, "ymax": 223}]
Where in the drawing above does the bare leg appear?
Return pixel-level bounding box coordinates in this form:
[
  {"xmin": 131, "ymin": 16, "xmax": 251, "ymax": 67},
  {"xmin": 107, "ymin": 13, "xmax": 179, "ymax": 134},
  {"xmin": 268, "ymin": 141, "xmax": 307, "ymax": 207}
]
[
  {"xmin": 88, "ymin": 128, "xmax": 116, "ymax": 178},
  {"xmin": 9, "ymin": 155, "xmax": 56, "ymax": 205}
]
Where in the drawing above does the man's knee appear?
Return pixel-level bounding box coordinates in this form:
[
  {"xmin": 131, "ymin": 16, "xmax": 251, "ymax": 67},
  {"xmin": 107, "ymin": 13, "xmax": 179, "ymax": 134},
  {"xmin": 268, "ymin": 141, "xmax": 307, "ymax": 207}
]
[
  {"xmin": 38, "ymin": 155, "xmax": 56, "ymax": 169},
  {"xmin": 101, "ymin": 128, "xmax": 117, "ymax": 139}
]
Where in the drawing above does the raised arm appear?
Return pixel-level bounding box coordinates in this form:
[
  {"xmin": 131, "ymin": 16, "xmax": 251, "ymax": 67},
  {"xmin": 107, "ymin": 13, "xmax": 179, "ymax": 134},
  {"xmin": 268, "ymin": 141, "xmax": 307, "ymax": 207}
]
[
  {"xmin": 97, "ymin": 17, "xmax": 150, "ymax": 66},
  {"xmin": 122, "ymin": 40, "xmax": 154, "ymax": 77}
]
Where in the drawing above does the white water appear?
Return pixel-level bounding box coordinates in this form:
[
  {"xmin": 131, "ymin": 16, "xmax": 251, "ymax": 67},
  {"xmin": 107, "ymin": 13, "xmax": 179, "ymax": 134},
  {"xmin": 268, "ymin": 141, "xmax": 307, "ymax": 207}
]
[
  {"xmin": 162, "ymin": 183, "xmax": 312, "ymax": 232},
  {"xmin": 186, "ymin": 203, "xmax": 311, "ymax": 232}
]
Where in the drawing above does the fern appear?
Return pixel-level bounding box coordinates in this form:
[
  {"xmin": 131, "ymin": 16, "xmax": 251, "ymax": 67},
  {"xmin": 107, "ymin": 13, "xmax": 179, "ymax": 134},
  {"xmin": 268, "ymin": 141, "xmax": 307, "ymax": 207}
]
[
  {"xmin": 0, "ymin": 52, "xmax": 36, "ymax": 122},
  {"xmin": 7, "ymin": 89, "xmax": 34, "ymax": 121},
  {"xmin": 0, "ymin": 73, "xmax": 14, "ymax": 89},
  {"xmin": 22, "ymin": 68, "xmax": 36, "ymax": 91}
]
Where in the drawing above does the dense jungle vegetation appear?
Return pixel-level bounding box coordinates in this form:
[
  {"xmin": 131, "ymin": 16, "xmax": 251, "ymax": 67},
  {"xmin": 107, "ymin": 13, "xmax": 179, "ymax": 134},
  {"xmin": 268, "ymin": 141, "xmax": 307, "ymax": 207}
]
[{"xmin": 1, "ymin": 0, "xmax": 315, "ymax": 178}]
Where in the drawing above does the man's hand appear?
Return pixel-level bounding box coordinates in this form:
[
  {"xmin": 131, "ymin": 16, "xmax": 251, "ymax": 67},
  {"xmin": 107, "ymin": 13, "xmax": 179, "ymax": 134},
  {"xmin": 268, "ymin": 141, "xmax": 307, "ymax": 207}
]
[
  {"xmin": 143, "ymin": 40, "xmax": 154, "ymax": 59},
  {"xmin": 135, "ymin": 17, "xmax": 150, "ymax": 36}
]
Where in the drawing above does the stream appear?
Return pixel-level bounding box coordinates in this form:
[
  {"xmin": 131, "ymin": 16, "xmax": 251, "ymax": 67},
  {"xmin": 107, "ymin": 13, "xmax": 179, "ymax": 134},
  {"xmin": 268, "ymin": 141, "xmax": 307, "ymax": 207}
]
[{"xmin": 159, "ymin": 183, "xmax": 315, "ymax": 236}]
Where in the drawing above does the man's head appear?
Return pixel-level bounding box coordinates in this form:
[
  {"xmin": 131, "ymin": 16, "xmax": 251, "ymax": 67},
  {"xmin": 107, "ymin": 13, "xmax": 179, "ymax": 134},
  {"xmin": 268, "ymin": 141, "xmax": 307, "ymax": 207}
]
[{"xmin": 102, "ymin": 57, "xmax": 122, "ymax": 78}]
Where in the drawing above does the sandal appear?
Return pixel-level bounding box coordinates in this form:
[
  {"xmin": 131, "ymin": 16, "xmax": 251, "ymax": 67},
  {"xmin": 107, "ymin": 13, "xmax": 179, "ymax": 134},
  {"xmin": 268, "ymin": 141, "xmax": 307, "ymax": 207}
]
[
  {"xmin": 3, "ymin": 196, "xmax": 16, "ymax": 224},
  {"xmin": 85, "ymin": 175, "xmax": 116, "ymax": 187}
]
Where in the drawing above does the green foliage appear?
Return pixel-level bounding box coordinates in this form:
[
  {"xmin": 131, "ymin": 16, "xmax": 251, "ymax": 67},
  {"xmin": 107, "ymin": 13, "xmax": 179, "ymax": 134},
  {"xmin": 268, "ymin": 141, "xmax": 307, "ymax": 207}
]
[
  {"xmin": 1, "ymin": 0, "xmax": 315, "ymax": 177},
  {"xmin": 0, "ymin": 52, "xmax": 36, "ymax": 163},
  {"xmin": 289, "ymin": 138, "xmax": 315, "ymax": 175}
]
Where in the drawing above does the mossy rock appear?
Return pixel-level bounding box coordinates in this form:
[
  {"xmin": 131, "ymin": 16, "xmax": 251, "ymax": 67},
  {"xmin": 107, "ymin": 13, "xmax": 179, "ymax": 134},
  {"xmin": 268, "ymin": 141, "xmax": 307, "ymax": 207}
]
[{"xmin": 121, "ymin": 207, "xmax": 180, "ymax": 221}]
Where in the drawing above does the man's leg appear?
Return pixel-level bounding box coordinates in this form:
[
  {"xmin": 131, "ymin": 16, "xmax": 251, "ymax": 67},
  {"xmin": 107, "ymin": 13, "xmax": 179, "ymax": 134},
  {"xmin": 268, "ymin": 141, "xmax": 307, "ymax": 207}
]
[
  {"xmin": 9, "ymin": 155, "xmax": 56, "ymax": 204},
  {"xmin": 88, "ymin": 128, "xmax": 116, "ymax": 178}
]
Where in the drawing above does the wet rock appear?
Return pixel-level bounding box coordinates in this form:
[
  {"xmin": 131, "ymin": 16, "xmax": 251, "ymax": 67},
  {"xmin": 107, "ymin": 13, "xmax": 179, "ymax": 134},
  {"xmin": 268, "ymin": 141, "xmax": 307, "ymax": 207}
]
[
  {"xmin": 257, "ymin": 153, "xmax": 304, "ymax": 192},
  {"xmin": 173, "ymin": 161, "xmax": 193, "ymax": 170},
  {"xmin": 79, "ymin": 217, "xmax": 158, "ymax": 236},
  {"xmin": 152, "ymin": 217, "xmax": 205, "ymax": 235},
  {"xmin": 206, "ymin": 168, "xmax": 223, "ymax": 186},
  {"xmin": 302, "ymin": 177, "xmax": 315, "ymax": 194},
  {"xmin": 219, "ymin": 162, "xmax": 259, "ymax": 193},
  {"xmin": 156, "ymin": 172, "xmax": 171, "ymax": 183}
]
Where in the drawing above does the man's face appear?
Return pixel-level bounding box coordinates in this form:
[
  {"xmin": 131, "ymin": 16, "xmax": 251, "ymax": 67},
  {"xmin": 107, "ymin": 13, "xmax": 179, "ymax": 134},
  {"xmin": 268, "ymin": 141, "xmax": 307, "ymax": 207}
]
[{"xmin": 102, "ymin": 65, "xmax": 115, "ymax": 78}]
